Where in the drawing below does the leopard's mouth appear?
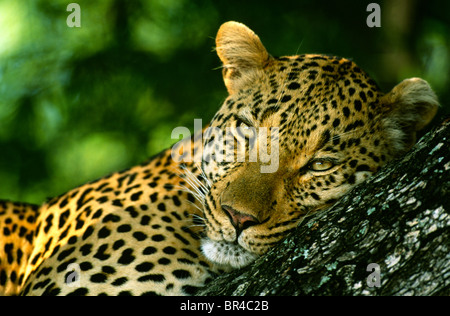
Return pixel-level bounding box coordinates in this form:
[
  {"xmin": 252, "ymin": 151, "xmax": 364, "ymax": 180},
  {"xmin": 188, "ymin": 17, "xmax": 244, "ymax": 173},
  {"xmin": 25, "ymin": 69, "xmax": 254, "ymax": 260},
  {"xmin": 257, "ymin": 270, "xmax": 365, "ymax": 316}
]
[{"xmin": 200, "ymin": 238, "xmax": 259, "ymax": 269}]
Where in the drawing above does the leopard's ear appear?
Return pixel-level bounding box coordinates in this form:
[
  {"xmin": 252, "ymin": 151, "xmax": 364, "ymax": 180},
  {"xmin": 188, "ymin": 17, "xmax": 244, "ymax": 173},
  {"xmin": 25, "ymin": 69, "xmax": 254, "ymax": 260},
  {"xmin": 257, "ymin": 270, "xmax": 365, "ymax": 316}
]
[
  {"xmin": 381, "ymin": 77, "xmax": 439, "ymax": 154},
  {"xmin": 216, "ymin": 21, "xmax": 271, "ymax": 94}
]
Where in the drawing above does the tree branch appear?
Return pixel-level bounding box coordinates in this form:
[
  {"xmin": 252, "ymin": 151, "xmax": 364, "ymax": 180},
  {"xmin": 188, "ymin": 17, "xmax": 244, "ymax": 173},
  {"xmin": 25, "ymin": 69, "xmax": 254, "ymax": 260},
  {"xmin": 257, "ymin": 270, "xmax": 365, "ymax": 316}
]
[{"xmin": 199, "ymin": 119, "xmax": 450, "ymax": 296}]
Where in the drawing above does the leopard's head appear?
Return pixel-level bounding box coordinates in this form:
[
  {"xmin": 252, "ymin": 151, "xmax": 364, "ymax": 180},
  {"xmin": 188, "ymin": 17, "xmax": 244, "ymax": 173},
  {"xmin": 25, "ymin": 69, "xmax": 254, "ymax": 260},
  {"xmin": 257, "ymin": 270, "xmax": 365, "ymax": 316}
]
[{"xmin": 200, "ymin": 21, "xmax": 438, "ymax": 268}]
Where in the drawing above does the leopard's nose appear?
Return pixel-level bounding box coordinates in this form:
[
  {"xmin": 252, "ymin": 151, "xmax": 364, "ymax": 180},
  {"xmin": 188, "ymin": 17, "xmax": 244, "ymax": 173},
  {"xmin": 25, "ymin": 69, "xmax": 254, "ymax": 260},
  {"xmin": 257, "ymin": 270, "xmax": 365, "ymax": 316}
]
[{"xmin": 222, "ymin": 205, "xmax": 259, "ymax": 236}]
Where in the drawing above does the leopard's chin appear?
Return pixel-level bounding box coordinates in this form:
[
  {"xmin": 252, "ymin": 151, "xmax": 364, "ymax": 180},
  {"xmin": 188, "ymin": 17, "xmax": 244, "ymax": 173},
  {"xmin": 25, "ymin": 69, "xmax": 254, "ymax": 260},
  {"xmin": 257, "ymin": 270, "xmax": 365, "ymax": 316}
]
[{"xmin": 201, "ymin": 239, "xmax": 259, "ymax": 269}]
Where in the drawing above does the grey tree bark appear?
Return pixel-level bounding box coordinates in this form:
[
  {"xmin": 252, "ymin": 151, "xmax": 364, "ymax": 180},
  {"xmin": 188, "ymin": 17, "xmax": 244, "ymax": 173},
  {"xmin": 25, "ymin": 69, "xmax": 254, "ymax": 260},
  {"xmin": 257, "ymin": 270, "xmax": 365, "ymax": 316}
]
[{"xmin": 198, "ymin": 119, "xmax": 450, "ymax": 296}]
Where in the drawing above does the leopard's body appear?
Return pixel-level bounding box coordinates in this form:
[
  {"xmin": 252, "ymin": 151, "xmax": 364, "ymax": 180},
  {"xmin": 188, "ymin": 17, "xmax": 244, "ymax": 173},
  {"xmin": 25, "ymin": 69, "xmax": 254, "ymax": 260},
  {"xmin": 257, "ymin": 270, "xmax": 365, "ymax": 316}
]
[{"xmin": 0, "ymin": 22, "xmax": 438, "ymax": 295}]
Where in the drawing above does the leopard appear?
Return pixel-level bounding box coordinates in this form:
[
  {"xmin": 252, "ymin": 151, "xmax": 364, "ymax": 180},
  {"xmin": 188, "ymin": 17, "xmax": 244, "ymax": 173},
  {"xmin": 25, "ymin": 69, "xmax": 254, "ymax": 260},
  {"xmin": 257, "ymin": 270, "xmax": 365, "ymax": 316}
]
[{"xmin": 0, "ymin": 21, "xmax": 438, "ymax": 296}]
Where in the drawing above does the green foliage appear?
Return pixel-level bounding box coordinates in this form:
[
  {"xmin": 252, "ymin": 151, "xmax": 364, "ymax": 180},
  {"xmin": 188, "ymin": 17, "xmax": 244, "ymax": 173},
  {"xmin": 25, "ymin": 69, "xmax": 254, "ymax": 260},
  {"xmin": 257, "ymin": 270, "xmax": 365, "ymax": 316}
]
[{"xmin": 0, "ymin": 0, "xmax": 449, "ymax": 203}]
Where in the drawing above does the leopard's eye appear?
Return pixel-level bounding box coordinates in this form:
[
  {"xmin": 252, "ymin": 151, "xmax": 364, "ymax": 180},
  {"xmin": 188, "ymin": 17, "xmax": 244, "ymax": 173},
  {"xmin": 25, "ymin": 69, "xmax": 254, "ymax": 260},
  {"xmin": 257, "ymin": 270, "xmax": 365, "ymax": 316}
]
[
  {"xmin": 309, "ymin": 159, "xmax": 335, "ymax": 172},
  {"xmin": 236, "ymin": 120, "xmax": 256, "ymax": 140}
]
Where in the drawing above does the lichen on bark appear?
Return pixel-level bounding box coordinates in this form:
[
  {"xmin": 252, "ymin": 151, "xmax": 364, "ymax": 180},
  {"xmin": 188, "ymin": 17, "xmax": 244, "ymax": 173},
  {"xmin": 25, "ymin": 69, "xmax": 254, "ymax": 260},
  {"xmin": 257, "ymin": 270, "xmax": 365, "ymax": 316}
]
[{"xmin": 199, "ymin": 119, "xmax": 450, "ymax": 296}]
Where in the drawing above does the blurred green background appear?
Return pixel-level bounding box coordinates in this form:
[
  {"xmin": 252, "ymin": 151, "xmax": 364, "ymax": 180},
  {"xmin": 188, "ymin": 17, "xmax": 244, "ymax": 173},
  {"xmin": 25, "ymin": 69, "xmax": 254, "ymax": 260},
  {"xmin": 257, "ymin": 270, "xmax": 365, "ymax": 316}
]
[{"xmin": 0, "ymin": 0, "xmax": 449, "ymax": 204}]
